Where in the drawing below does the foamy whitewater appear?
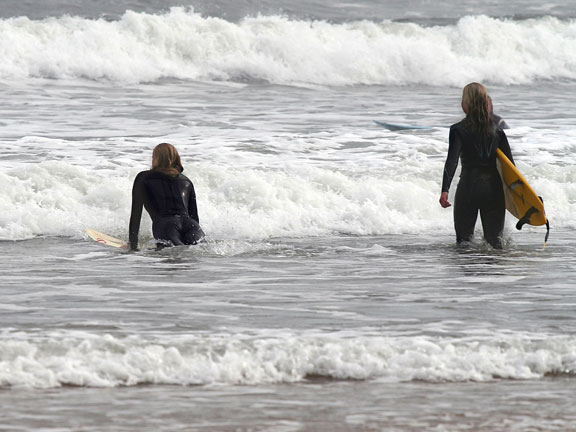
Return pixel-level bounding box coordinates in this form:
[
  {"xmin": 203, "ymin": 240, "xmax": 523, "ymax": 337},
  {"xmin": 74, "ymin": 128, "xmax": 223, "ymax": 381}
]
[
  {"xmin": 1, "ymin": 1, "xmax": 576, "ymax": 431},
  {"xmin": 1, "ymin": 9, "xmax": 576, "ymax": 86}
]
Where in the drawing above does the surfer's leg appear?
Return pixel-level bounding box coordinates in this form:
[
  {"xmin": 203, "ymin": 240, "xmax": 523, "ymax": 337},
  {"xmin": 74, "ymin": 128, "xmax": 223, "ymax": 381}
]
[
  {"xmin": 181, "ymin": 217, "xmax": 205, "ymax": 245},
  {"xmin": 454, "ymin": 180, "xmax": 478, "ymax": 243},
  {"xmin": 153, "ymin": 217, "xmax": 184, "ymax": 247},
  {"xmin": 480, "ymin": 207, "xmax": 505, "ymax": 249},
  {"xmin": 479, "ymin": 178, "xmax": 506, "ymax": 249},
  {"xmin": 167, "ymin": 219, "xmax": 185, "ymax": 246}
]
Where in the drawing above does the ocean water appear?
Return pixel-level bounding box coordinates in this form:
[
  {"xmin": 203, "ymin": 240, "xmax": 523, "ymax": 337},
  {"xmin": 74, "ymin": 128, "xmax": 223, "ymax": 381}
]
[{"xmin": 1, "ymin": 1, "xmax": 576, "ymax": 431}]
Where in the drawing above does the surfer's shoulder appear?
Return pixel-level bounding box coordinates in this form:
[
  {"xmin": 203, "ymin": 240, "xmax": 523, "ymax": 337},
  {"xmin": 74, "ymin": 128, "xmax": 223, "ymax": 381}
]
[
  {"xmin": 177, "ymin": 173, "xmax": 192, "ymax": 183},
  {"xmin": 450, "ymin": 119, "xmax": 467, "ymax": 131},
  {"xmin": 134, "ymin": 170, "xmax": 150, "ymax": 180},
  {"xmin": 134, "ymin": 170, "xmax": 154, "ymax": 181},
  {"xmin": 137, "ymin": 170, "xmax": 179, "ymax": 180},
  {"xmin": 496, "ymin": 128, "xmax": 508, "ymax": 140},
  {"xmin": 449, "ymin": 120, "xmax": 467, "ymax": 137}
]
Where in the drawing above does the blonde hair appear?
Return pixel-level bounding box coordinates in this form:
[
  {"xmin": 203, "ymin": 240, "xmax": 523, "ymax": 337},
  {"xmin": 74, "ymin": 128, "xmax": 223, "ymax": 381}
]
[
  {"xmin": 461, "ymin": 82, "xmax": 493, "ymax": 135},
  {"xmin": 151, "ymin": 143, "xmax": 183, "ymax": 176}
]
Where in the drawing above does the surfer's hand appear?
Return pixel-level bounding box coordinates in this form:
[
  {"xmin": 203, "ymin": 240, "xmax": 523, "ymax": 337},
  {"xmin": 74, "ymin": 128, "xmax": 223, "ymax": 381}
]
[{"xmin": 439, "ymin": 192, "xmax": 451, "ymax": 208}]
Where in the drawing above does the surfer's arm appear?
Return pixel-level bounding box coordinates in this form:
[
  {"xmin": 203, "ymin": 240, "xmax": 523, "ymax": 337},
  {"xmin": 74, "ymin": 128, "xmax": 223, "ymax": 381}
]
[
  {"xmin": 441, "ymin": 126, "xmax": 462, "ymax": 193},
  {"xmin": 498, "ymin": 131, "xmax": 514, "ymax": 165},
  {"xmin": 128, "ymin": 173, "xmax": 145, "ymax": 250},
  {"xmin": 188, "ymin": 183, "xmax": 199, "ymax": 223}
]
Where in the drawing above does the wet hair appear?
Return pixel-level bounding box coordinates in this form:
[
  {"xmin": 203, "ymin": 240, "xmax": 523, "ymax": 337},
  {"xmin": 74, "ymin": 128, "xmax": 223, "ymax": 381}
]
[
  {"xmin": 461, "ymin": 83, "xmax": 495, "ymax": 136},
  {"xmin": 151, "ymin": 143, "xmax": 183, "ymax": 176}
]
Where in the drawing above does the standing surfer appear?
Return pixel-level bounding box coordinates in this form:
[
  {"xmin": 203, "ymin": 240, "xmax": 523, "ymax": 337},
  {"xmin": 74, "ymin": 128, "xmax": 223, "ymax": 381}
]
[
  {"xmin": 129, "ymin": 143, "xmax": 204, "ymax": 250},
  {"xmin": 439, "ymin": 83, "xmax": 514, "ymax": 248}
]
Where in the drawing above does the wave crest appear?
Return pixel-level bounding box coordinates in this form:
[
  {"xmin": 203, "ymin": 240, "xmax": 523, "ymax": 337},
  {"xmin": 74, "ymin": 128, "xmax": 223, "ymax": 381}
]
[
  {"xmin": 1, "ymin": 331, "xmax": 575, "ymax": 388},
  {"xmin": 0, "ymin": 9, "xmax": 575, "ymax": 86}
]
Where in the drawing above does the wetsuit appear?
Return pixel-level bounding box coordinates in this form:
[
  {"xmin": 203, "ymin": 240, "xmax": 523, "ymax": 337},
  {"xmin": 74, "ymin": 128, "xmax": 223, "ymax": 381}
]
[
  {"xmin": 129, "ymin": 170, "xmax": 204, "ymax": 250},
  {"xmin": 492, "ymin": 113, "xmax": 509, "ymax": 130},
  {"xmin": 441, "ymin": 119, "xmax": 514, "ymax": 248}
]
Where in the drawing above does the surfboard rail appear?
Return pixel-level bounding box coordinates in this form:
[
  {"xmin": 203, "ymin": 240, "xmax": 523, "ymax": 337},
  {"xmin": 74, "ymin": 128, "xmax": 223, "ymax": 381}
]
[
  {"xmin": 86, "ymin": 228, "xmax": 127, "ymax": 249},
  {"xmin": 496, "ymin": 149, "xmax": 550, "ymax": 243}
]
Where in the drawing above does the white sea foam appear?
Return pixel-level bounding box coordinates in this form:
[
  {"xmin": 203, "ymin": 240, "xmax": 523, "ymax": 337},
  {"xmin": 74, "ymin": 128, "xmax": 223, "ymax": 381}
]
[
  {"xmin": 1, "ymin": 125, "xmax": 575, "ymax": 241},
  {"xmin": 0, "ymin": 161, "xmax": 133, "ymax": 240},
  {"xmin": 0, "ymin": 9, "xmax": 575, "ymax": 86},
  {"xmin": 0, "ymin": 158, "xmax": 448, "ymax": 241},
  {"xmin": 1, "ymin": 331, "xmax": 574, "ymax": 388}
]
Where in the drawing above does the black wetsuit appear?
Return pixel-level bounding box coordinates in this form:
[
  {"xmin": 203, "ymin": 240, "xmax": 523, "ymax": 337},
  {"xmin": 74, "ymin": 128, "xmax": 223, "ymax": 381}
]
[
  {"xmin": 441, "ymin": 119, "xmax": 514, "ymax": 248},
  {"xmin": 129, "ymin": 170, "xmax": 204, "ymax": 250},
  {"xmin": 492, "ymin": 113, "xmax": 509, "ymax": 130}
]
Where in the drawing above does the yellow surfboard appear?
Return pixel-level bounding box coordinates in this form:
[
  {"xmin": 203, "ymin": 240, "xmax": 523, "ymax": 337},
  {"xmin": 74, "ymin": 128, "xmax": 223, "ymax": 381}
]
[
  {"xmin": 496, "ymin": 149, "xmax": 549, "ymax": 242},
  {"xmin": 86, "ymin": 228, "xmax": 127, "ymax": 249}
]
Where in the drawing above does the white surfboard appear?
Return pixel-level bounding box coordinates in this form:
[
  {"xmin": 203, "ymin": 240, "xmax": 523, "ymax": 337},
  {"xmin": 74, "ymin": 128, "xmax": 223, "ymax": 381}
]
[{"xmin": 86, "ymin": 228, "xmax": 127, "ymax": 249}]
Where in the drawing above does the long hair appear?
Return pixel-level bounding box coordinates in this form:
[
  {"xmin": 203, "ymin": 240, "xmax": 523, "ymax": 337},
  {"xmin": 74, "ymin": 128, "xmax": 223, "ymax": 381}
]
[
  {"xmin": 151, "ymin": 143, "xmax": 183, "ymax": 176},
  {"xmin": 461, "ymin": 83, "xmax": 494, "ymax": 136}
]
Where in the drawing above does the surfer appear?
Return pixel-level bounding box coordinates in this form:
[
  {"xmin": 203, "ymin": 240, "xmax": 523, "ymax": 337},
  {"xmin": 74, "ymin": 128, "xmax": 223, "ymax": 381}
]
[
  {"xmin": 129, "ymin": 143, "xmax": 204, "ymax": 250},
  {"xmin": 439, "ymin": 83, "xmax": 514, "ymax": 249}
]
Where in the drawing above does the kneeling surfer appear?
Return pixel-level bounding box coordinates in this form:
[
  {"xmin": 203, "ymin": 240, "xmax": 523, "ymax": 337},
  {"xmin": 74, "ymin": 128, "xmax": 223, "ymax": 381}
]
[
  {"xmin": 439, "ymin": 83, "xmax": 514, "ymax": 249},
  {"xmin": 129, "ymin": 143, "xmax": 205, "ymax": 250}
]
